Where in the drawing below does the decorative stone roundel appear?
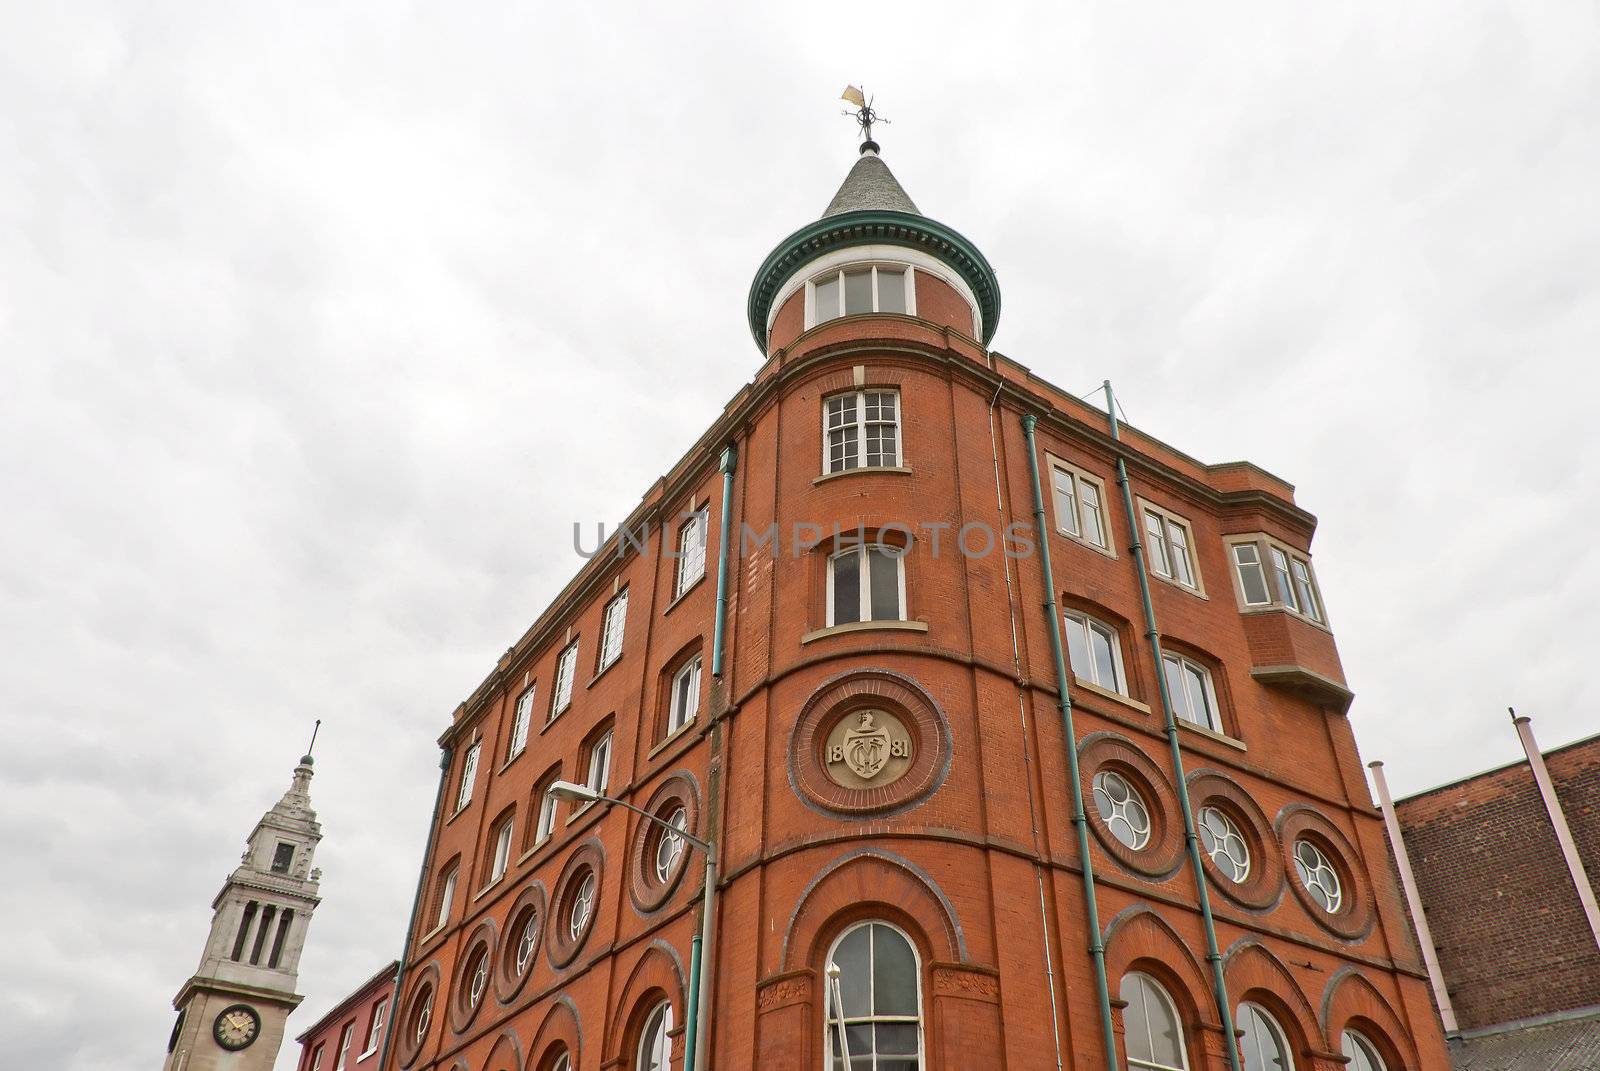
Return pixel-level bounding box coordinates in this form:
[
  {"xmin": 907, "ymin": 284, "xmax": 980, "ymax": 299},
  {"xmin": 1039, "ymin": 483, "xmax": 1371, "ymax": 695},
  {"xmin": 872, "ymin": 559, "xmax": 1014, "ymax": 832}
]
[
  {"xmin": 1186, "ymin": 770, "xmax": 1284, "ymax": 911},
  {"xmin": 788, "ymin": 669, "xmax": 950, "ymax": 817},
  {"xmin": 629, "ymin": 773, "xmax": 701, "ymax": 914}
]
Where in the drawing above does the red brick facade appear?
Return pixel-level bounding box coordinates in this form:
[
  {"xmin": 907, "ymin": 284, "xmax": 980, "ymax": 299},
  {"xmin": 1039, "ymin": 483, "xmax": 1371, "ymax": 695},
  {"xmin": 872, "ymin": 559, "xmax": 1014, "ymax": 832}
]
[
  {"xmin": 297, "ymin": 962, "xmax": 396, "ymax": 1071},
  {"xmin": 380, "ymin": 156, "xmax": 1450, "ymax": 1071},
  {"xmin": 1393, "ymin": 734, "xmax": 1600, "ymax": 1031}
]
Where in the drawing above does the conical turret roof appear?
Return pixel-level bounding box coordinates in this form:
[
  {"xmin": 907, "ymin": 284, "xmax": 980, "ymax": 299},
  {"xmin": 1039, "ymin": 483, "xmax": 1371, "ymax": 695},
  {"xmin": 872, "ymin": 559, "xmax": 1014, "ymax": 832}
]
[{"xmin": 822, "ymin": 150, "xmax": 920, "ymax": 217}]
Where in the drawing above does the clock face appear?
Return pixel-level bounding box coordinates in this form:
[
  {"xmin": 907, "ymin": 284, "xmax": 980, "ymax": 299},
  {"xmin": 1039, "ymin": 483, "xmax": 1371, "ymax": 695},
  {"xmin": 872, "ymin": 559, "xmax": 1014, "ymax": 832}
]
[{"xmin": 213, "ymin": 1004, "xmax": 260, "ymax": 1051}]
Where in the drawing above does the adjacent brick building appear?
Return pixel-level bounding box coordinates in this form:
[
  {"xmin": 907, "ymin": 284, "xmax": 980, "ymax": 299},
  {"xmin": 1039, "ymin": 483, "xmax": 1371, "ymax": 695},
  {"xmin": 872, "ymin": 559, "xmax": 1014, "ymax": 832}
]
[
  {"xmin": 1384, "ymin": 724, "xmax": 1600, "ymax": 1069},
  {"xmin": 378, "ymin": 136, "xmax": 1451, "ymax": 1071},
  {"xmin": 296, "ymin": 962, "xmax": 398, "ymax": 1071}
]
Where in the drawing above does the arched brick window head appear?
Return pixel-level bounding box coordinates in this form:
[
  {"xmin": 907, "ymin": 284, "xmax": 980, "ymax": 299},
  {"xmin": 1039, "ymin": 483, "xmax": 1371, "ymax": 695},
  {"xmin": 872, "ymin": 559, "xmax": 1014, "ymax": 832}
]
[{"xmin": 1342, "ymin": 1030, "xmax": 1387, "ymax": 1071}]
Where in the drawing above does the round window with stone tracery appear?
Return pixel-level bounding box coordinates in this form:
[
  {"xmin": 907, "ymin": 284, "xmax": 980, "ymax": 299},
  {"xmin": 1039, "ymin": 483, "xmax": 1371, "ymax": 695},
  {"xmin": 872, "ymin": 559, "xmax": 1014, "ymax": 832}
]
[
  {"xmin": 1293, "ymin": 839, "xmax": 1343, "ymax": 913},
  {"xmin": 1092, "ymin": 770, "xmax": 1151, "ymax": 850},
  {"xmin": 1198, "ymin": 806, "xmax": 1250, "ymax": 883}
]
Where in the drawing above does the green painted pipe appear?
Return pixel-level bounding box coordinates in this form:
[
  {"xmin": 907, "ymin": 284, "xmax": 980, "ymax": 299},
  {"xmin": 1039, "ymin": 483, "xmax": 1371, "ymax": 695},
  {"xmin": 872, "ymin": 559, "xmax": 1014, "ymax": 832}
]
[
  {"xmin": 683, "ymin": 933, "xmax": 703, "ymax": 1070},
  {"xmin": 1103, "ymin": 381, "xmax": 1243, "ymax": 1071},
  {"xmin": 1021, "ymin": 412, "xmax": 1122, "ymax": 1071},
  {"xmin": 711, "ymin": 444, "xmax": 738, "ymax": 677}
]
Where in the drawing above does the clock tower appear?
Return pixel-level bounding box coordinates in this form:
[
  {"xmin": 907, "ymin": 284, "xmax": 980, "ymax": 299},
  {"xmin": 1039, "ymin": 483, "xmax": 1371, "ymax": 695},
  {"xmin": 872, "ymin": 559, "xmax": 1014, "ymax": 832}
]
[{"xmin": 163, "ymin": 748, "xmax": 323, "ymax": 1071}]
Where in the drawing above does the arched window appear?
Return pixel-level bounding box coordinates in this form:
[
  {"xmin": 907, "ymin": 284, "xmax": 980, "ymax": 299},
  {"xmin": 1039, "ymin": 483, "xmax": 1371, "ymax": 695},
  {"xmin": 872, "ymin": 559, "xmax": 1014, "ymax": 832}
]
[
  {"xmin": 1120, "ymin": 972, "xmax": 1187, "ymax": 1071},
  {"xmin": 547, "ymin": 1051, "xmax": 571, "ymax": 1071},
  {"xmin": 1236, "ymin": 1002, "xmax": 1293, "ymax": 1071},
  {"xmin": 1340, "ymin": 1030, "xmax": 1386, "ymax": 1071},
  {"xmin": 824, "ymin": 921, "xmax": 922, "ymax": 1069},
  {"xmin": 636, "ymin": 1000, "xmax": 673, "ymax": 1071}
]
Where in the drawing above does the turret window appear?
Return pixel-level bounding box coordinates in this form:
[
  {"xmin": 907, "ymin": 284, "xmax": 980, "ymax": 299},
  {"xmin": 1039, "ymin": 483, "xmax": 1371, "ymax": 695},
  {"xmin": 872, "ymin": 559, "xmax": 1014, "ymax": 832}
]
[
  {"xmin": 810, "ymin": 264, "xmax": 912, "ymax": 326},
  {"xmin": 825, "ymin": 390, "xmax": 901, "ymax": 473},
  {"xmin": 827, "ymin": 544, "xmax": 906, "ymax": 626}
]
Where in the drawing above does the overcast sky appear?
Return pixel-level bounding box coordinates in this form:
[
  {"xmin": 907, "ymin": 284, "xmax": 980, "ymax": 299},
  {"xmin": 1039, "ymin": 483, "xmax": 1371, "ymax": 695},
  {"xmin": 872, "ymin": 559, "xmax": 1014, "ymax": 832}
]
[{"xmin": 3, "ymin": 2, "xmax": 1597, "ymax": 1067}]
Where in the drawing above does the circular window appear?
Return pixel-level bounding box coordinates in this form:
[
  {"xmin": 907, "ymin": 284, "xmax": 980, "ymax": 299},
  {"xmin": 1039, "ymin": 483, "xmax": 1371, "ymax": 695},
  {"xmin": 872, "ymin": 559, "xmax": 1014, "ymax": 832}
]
[
  {"xmin": 654, "ymin": 808, "xmax": 688, "ymax": 883},
  {"xmin": 1092, "ymin": 770, "xmax": 1151, "ymax": 850},
  {"xmin": 629, "ymin": 775, "xmax": 701, "ymax": 914},
  {"xmin": 547, "ymin": 841, "xmax": 605, "ymax": 969},
  {"xmin": 788, "ymin": 669, "xmax": 950, "ymax": 817},
  {"xmin": 1199, "ymin": 806, "xmax": 1250, "ymax": 883},
  {"xmin": 448, "ymin": 922, "xmax": 496, "ymax": 1033},
  {"xmin": 1276, "ymin": 805, "xmax": 1373, "ymax": 939},
  {"xmin": 495, "ymin": 882, "xmax": 547, "ymax": 1002},
  {"xmin": 1293, "ymin": 839, "xmax": 1343, "ymax": 913},
  {"xmin": 396, "ymin": 967, "xmax": 440, "ymax": 1069},
  {"xmin": 569, "ymin": 871, "xmax": 596, "ymax": 939}
]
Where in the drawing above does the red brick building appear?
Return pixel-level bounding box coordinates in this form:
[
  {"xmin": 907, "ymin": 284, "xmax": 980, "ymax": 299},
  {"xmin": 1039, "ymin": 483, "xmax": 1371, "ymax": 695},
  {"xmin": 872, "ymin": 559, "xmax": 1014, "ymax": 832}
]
[
  {"xmin": 296, "ymin": 962, "xmax": 397, "ymax": 1071},
  {"xmin": 1379, "ymin": 723, "xmax": 1600, "ymax": 1069},
  {"xmin": 378, "ymin": 137, "xmax": 1451, "ymax": 1071}
]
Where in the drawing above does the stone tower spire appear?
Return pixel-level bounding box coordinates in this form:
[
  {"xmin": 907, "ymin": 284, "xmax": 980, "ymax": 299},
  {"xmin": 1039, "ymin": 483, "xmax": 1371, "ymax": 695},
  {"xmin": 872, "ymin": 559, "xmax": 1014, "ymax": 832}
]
[{"xmin": 162, "ymin": 750, "xmax": 324, "ymax": 1071}]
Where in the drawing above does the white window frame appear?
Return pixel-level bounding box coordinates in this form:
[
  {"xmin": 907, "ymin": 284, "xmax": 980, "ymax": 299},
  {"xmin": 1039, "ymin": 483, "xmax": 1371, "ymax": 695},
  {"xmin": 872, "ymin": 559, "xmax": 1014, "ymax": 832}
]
[
  {"xmin": 769, "ymin": 244, "xmax": 982, "ymax": 341},
  {"xmin": 805, "ymin": 262, "xmax": 918, "ymax": 327},
  {"xmin": 454, "ymin": 743, "xmax": 480, "ymax": 813},
  {"xmin": 823, "ymin": 920, "xmax": 925, "ymax": 1070},
  {"xmin": 668, "ymin": 654, "xmax": 701, "ymax": 736},
  {"xmin": 675, "ymin": 509, "xmax": 708, "ymax": 596},
  {"xmin": 333, "ymin": 1023, "xmax": 354, "ymax": 1071},
  {"xmin": 489, "ymin": 816, "xmax": 514, "ymax": 883},
  {"xmin": 550, "ymin": 641, "xmax": 579, "ymax": 720},
  {"xmin": 311, "ymin": 1045, "xmax": 324, "ymax": 1071},
  {"xmin": 598, "ymin": 590, "xmax": 629, "ymax": 672},
  {"xmin": 1162, "ymin": 652, "xmax": 1221, "ymax": 733},
  {"xmin": 1140, "ymin": 501, "xmax": 1201, "ymax": 592},
  {"xmin": 1062, "ymin": 610, "xmax": 1126, "ymax": 694},
  {"xmin": 507, "ymin": 685, "xmax": 535, "ymax": 762},
  {"xmin": 635, "ymin": 1000, "xmax": 674, "ymax": 1071},
  {"xmin": 434, "ymin": 866, "xmax": 457, "ymax": 932},
  {"xmin": 1237, "ymin": 1002, "xmax": 1295, "ymax": 1071},
  {"xmin": 360, "ymin": 998, "xmax": 387, "ymax": 1057},
  {"xmin": 1048, "ymin": 458, "xmax": 1112, "ymax": 553},
  {"xmin": 1122, "ymin": 972, "xmax": 1189, "ymax": 1071},
  {"xmin": 1225, "ymin": 534, "xmax": 1326, "ymax": 625},
  {"xmin": 823, "ymin": 389, "xmax": 902, "ymax": 473},
  {"xmin": 586, "ymin": 731, "xmax": 613, "ymax": 796},
  {"xmin": 825, "ymin": 544, "xmax": 907, "ymax": 627},
  {"xmin": 535, "ymin": 781, "xmax": 560, "ymax": 845},
  {"xmin": 1341, "ymin": 1030, "xmax": 1387, "ymax": 1071}
]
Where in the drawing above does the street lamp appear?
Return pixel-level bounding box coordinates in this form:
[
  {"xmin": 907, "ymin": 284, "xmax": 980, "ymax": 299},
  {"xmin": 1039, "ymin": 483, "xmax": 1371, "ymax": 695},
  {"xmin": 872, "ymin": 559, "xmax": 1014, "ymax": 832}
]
[{"xmin": 546, "ymin": 780, "xmax": 718, "ymax": 1071}]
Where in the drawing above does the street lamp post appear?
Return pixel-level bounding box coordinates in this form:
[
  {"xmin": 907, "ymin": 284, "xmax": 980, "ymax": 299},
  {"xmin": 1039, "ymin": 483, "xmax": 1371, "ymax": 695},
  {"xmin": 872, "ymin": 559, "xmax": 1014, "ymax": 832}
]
[{"xmin": 547, "ymin": 780, "xmax": 718, "ymax": 1071}]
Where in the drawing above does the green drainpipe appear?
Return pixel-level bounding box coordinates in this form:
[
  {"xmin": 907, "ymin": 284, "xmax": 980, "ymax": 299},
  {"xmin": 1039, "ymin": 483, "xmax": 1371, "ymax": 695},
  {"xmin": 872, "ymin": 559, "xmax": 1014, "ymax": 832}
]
[
  {"xmin": 683, "ymin": 932, "xmax": 704, "ymax": 1070},
  {"xmin": 711, "ymin": 443, "xmax": 738, "ymax": 678},
  {"xmin": 1103, "ymin": 381, "xmax": 1242, "ymax": 1071},
  {"xmin": 1022, "ymin": 413, "xmax": 1122, "ymax": 1071}
]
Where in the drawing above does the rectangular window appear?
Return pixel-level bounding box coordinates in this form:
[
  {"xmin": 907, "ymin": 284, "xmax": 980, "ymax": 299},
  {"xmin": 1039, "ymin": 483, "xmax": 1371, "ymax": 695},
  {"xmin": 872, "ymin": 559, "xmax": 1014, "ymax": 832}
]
[
  {"xmin": 1142, "ymin": 506, "xmax": 1198, "ymax": 589},
  {"xmin": 551, "ymin": 641, "xmax": 579, "ymax": 719},
  {"xmin": 586, "ymin": 732, "xmax": 613, "ymax": 795},
  {"xmin": 271, "ymin": 841, "xmax": 295, "ymax": 874},
  {"xmin": 508, "ymin": 686, "xmax": 535, "ymax": 762},
  {"xmin": 675, "ymin": 510, "xmax": 708, "ymax": 596},
  {"xmin": 668, "ymin": 655, "xmax": 702, "ymax": 735},
  {"xmin": 455, "ymin": 743, "xmax": 480, "ymax": 812},
  {"xmin": 311, "ymin": 1045, "xmax": 324, "ymax": 1071},
  {"xmin": 1050, "ymin": 462, "xmax": 1108, "ymax": 549},
  {"xmin": 536, "ymin": 782, "xmax": 559, "ymax": 844},
  {"xmin": 334, "ymin": 1024, "xmax": 354, "ymax": 1071},
  {"xmin": 1231, "ymin": 544, "xmax": 1271, "ymax": 605},
  {"xmin": 811, "ymin": 265, "xmax": 912, "ymax": 326},
  {"xmin": 1230, "ymin": 536, "xmax": 1324, "ymax": 624},
  {"xmin": 434, "ymin": 866, "xmax": 457, "ymax": 932},
  {"xmin": 824, "ymin": 390, "xmax": 901, "ymax": 473},
  {"xmin": 598, "ymin": 590, "xmax": 628, "ymax": 671},
  {"xmin": 1163, "ymin": 653, "xmax": 1219, "ymax": 732},
  {"xmin": 361, "ymin": 999, "xmax": 387, "ymax": 1056},
  {"xmin": 490, "ymin": 818, "xmax": 513, "ymax": 882},
  {"xmin": 827, "ymin": 545, "xmax": 905, "ymax": 626},
  {"xmin": 1063, "ymin": 611, "xmax": 1125, "ymax": 694}
]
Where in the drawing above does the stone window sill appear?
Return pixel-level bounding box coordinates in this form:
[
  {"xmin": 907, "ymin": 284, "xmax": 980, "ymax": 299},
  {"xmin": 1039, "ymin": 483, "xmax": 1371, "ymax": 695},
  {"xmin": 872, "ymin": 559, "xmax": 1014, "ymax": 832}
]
[
  {"xmin": 800, "ymin": 619, "xmax": 929, "ymax": 645},
  {"xmin": 812, "ymin": 465, "xmax": 913, "ymax": 486},
  {"xmin": 1072, "ymin": 677, "xmax": 1151, "ymax": 716},
  {"xmin": 1177, "ymin": 718, "xmax": 1247, "ymax": 752},
  {"xmin": 663, "ymin": 572, "xmax": 707, "ymax": 616}
]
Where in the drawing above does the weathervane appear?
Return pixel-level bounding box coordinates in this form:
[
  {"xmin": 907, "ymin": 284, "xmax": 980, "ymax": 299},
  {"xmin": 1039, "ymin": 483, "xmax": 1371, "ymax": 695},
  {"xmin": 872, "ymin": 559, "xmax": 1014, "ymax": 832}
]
[{"xmin": 841, "ymin": 85, "xmax": 889, "ymax": 154}]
